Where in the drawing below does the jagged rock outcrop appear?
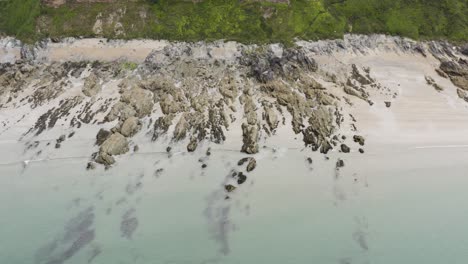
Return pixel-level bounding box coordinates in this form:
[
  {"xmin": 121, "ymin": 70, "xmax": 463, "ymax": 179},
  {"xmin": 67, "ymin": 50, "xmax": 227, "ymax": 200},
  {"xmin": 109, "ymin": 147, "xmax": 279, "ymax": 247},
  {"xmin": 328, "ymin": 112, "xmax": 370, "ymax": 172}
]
[
  {"xmin": 439, "ymin": 59, "xmax": 468, "ymax": 91},
  {"xmin": 302, "ymin": 107, "xmax": 335, "ymax": 154}
]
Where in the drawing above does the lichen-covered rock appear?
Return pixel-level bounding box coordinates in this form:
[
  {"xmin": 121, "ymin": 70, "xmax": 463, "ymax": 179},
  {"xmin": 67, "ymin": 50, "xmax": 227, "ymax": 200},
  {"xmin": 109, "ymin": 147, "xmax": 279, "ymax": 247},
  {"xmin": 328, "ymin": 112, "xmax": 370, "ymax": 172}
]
[
  {"xmin": 100, "ymin": 132, "xmax": 129, "ymax": 156},
  {"xmin": 120, "ymin": 116, "xmax": 140, "ymax": 137},
  {"xmin": 82, "ymin": 73, "xmax": 101, "ymax": 97},
  {"xmin": 159, "ymin": 94, "xmax": 182, "ymax": 115},
  {"xmin": 106, "ymin": 102, "xmax": 137, "ymax": 122},
  {"xmin": 121, "ymin": 88, "xmax": 154, "ymax": 117},
  {"xmin": 241, "ymin": 122, "xmax": 259, "ymax": 154},
  {"xmin": 264, "ymin": 107, "xmax": 278, "ymax": 130}
]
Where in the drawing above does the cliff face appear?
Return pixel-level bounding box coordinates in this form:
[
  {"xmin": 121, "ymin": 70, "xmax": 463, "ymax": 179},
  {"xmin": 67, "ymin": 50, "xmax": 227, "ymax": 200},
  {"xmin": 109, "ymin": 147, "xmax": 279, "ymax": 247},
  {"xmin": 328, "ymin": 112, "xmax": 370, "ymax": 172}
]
[{"xmin": 2, "ymin": 0, "xmax": 467, "ymax": 44}]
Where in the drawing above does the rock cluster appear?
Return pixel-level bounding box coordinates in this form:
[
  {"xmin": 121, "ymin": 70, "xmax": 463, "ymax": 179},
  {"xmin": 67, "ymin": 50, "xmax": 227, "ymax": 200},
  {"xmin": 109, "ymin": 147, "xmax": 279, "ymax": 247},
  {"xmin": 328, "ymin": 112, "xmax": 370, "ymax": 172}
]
[{"xmin": 439, "ymin": 59, "xmax": 468, "ymax": 91}]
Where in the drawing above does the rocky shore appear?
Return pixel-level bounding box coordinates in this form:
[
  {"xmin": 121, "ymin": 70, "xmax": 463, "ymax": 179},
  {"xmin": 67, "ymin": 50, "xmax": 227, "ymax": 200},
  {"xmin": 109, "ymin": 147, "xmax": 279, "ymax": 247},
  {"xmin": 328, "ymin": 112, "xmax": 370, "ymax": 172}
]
[{"xmin": 1, "ymin": 33, "xmax": 467, "ymax": 192}]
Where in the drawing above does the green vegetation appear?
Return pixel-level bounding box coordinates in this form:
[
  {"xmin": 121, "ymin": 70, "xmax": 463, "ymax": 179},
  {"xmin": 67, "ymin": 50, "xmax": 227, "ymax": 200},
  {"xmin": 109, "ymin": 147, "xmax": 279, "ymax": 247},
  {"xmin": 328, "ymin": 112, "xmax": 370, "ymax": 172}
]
[
  {"xmin": 121, "ymin": 61, "xmax": 138, "ymax": 71},
  {"xmin": 0, "ymin": 0, "xmax": 467, "ymax": 44}
]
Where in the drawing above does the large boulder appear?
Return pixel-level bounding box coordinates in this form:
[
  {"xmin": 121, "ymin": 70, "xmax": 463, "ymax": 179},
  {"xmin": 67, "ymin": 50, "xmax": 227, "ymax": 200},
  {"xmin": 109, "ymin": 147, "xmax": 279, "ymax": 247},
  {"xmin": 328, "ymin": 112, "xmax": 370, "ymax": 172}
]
[
  {"xmin": 121, "ymin": 88, "xmax": 154, "ymax": 117},
  {"xmin": 100, "ymin": 132, "xmax": 129, "ymax": 156},
  {"xmin": 106, "ymin": 102, "xmax": 137, "ymax": 122},
  {"xmin": 120, "ymin": 116, "xmax": 141, "ymax": 137}
]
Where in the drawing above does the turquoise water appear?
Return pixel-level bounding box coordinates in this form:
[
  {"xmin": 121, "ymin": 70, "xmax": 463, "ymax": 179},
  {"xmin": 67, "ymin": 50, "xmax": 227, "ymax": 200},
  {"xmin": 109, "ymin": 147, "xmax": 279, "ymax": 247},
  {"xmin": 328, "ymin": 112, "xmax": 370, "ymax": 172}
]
[{"xmin": 1, "ymin": 145, "xmax": 468, "ymax": 264}]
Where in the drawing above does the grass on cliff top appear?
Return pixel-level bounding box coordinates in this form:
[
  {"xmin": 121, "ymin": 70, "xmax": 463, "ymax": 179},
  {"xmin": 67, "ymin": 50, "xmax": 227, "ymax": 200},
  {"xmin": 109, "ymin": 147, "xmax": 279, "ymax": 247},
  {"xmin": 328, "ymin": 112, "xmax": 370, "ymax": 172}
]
[{"xmin": 0, "ymin": 0, "xmax": 467, "ymax": 44}]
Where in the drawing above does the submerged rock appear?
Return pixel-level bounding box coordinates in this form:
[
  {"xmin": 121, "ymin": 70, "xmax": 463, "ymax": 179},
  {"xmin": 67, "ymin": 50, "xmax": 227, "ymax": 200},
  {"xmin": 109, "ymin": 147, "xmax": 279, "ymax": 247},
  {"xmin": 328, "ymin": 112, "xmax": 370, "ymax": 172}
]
[
  {"xmin": 187, "ymin": 138, "xmax": 198, "ymax": 152},
  {"xmin": 340, "ymin": 144, "xmax": 350, "ymax": 153},
  {"xmin": 237, "ymin": 172, "xmax": 247, "ymax": 185},
  {"xmin": 225, "ymin": 184, "xmax": 236, "ymax": 193},
  {"xmin": 246, "ymin": 158, "xmax": 257, "ymax": 172},
  {"xmin": 237, "ymin": 157, "xmax": 250, "ymax": 166},
  {"xmin": 353, "ymin": 135, "xmax": 365, "ymax": 146},
  {"xmin": 95, "ymin": 129, "xmax": 111, "ymax": 146},
  {"xmin": 336, "ymin": 159, "xmax": 345, "ymax": 168}
]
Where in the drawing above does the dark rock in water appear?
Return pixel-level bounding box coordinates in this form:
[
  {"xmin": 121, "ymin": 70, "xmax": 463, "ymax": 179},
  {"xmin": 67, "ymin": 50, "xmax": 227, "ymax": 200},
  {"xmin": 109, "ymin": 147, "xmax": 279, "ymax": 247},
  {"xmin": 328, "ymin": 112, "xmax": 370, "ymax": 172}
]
[
  {"xmin": 237, "ymin": 157, "xmax": 250, "ymax": 166},
  {"xmin": 246, "ymin": 158, "xmax": 257, "ymax": 172},
  {"xmin": 341, "ymin": 135, "xmax": 346, "ymax": 140},
  {"xmin": 307, "ymin": 157, "xmax": 313, "ymax": 164},
  {"xmin": 202, "ymin": 164, "xmax": 207, "ymax": 169},
  {"xmin": 68, "ymin": 132, "xmax": 75, "ymax": 138},
  {"xmin": 225, "ymin": 184, "xmax": 236, "ymax": 193},
  {"xmin": 95, "ymin": 129, "xmax": 111, "ymax": 146},
  {"xmin": 336, "ymin": 159, "xmax": 345, "ymax": 168},
  {"xmin": 57, "ymin": 134, "xmax": 66, "ymax": 143},
  {"xmin": 133, "ymin": 145, "xmax": 139, "ymax": 152},
  {"xmin": 353, "ymin": 135, "xmax": 365, "ymax": 146},
  {"xmin": 206, "ymin": 148, "xmax": 211, "ymax": 156},
  {"xmin": 187, "ymin": 138, "xmax": 198, "ymax": 152},
  {"xmin": 385, "ymin": 101, "xmax": 391, "ymax": 108},
  {"xmin": 154, "ymin": 168, "xmax": 164, "ymax": 177},
  {"xmin": 237, "ymin": 172, "xmax": 247, "ymax": 185},
  {"xmin": 340, "ymin": 144, "xmax": 350, "ymax": 153},
  {"xmin": 359, "ymin": 148, "xmax": 365, "ymax": 154},
  {"xmin": 166, "ymin": 146, "xmax": 172, "ymax": 153},
  {"xmin": 55, "ymin": 143, "xmax": 61, "ymax": 149},
  {"xmin": 121, "ymin": 217, "xmax": 138, "ymax": 239},
  {"xmin": 86, "ymin": 162, "xmax": 96, "ymax": 170}
]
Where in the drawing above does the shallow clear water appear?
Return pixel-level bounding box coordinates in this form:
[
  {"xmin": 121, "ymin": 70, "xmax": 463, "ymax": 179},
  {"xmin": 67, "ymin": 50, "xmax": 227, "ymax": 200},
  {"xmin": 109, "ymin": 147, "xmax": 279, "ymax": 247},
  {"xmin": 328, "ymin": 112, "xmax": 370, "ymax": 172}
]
[{"xmin": 1, "ymin": 144, "xmax": 468, "ymax": 264}]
